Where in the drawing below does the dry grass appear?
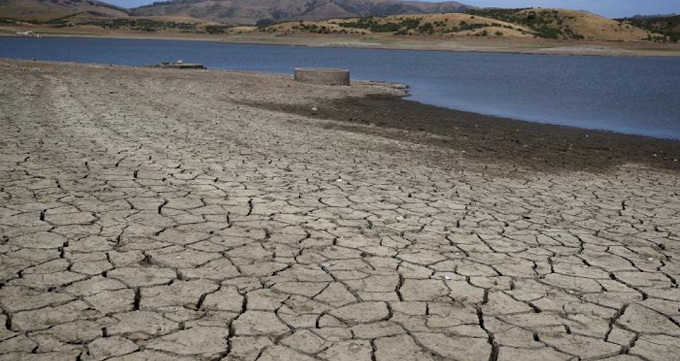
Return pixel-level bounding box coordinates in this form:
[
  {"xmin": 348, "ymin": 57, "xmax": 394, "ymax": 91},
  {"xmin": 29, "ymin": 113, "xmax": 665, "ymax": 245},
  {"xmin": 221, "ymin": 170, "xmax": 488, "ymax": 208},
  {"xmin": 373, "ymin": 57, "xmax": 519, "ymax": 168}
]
[
  {"xmin": 516, "ymin": 8, "xmax": 652, "ymax": 41},
  {"xmin": 252, "ymin": 9, "xmax": 656, "ymax": 41},
  {"xmin": 0, "ymin": 0, "xmax": 127, "ymax": 21}
]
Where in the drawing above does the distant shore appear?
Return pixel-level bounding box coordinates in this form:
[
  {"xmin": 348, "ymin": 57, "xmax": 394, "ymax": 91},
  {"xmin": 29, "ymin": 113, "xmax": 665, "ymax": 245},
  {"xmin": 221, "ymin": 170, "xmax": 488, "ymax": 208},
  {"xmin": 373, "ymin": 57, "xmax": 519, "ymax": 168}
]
[{"xmin": 3, "ymin": 24, "xmax": 680, "ymax": 58}]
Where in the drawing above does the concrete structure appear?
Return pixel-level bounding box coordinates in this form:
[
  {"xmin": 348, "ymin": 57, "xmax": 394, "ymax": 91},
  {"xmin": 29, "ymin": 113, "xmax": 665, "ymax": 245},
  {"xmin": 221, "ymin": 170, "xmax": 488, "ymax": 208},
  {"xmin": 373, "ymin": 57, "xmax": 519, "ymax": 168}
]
[
  {"xmin": 15, "ymin": 31, "xmax": 41, "ymax": 38},
  {"xmin": 151, "ymin": 61, "xmax": 206, "ymax": 69},
  {"xmin": 294, "ymin": 68, "xmax": 350, "ymax": 86}
]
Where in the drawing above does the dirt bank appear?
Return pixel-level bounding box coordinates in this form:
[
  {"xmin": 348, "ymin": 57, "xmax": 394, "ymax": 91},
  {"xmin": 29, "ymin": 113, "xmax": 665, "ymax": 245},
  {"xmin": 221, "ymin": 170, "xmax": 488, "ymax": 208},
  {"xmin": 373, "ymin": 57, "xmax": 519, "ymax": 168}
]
[
  {"xmin": 246, "ymin": 93, "xmax": 680, "ymax": 173},
  {"xmin": 3, "ymin": 25, "xmax": 680, "ymax": 57}
]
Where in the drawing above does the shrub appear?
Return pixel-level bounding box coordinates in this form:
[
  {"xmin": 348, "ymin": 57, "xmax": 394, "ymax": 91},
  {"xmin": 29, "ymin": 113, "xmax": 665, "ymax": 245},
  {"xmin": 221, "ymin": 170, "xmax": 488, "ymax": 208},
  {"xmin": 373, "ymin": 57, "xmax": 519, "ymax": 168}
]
[
  {"xmin": 255, "ymin": 19, "xmax": 274, "ymax": 28},
  {"xmin": 205, "ymin": 25, "xmax": 232, "ymax": 34},
  {"xmin": 534, "ymin": 26, "xmax": 561, "ymax": 39},
  {"xmin": 418, "ymin": 23, "xmax": 435, "ymax": 34}
]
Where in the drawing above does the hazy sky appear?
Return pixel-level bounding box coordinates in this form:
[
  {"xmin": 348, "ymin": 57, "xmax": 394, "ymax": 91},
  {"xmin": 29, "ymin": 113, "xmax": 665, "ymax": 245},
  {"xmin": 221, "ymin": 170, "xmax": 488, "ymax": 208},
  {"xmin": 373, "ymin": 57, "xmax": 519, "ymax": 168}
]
[{"xmin": 109, "ymin": 0, "xmax": 678, "ymax": 18}]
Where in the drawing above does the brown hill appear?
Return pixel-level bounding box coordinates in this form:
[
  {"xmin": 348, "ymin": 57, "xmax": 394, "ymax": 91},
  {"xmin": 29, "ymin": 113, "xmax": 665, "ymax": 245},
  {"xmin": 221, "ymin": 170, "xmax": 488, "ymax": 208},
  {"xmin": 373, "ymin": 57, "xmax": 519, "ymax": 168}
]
[
  {"xmin": 130, "ymin": 0, "xmax": 472, "ymax": 25},
  {"xmin": 620, "ymin": 15, "xmax": 680, "ymax": 42},
  {"xmin": 1, "ymin": 1, "xmax": 665, "ymax": 44},
  {"xmin": 256, "ymin": 8, "xmax": 661, "ymax": 42},
  {"xmin": 266, "ymin": 13, "xmax": 535, "ymax": 38},
  {"xmin": 0, "ymin": 0, "xmax": 127, "ymax": 21},
  {"xmin": 466, "ymin": 8, "xmax": 654, "ymax": 41}
]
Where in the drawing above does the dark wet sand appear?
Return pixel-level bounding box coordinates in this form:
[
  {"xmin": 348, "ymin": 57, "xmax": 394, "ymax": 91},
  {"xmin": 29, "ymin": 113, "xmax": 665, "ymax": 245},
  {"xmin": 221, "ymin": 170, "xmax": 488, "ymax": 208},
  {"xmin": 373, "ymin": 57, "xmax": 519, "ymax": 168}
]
[{"xmin": 248, "ymin": 94, "xmax": 680, "ymax": 172}]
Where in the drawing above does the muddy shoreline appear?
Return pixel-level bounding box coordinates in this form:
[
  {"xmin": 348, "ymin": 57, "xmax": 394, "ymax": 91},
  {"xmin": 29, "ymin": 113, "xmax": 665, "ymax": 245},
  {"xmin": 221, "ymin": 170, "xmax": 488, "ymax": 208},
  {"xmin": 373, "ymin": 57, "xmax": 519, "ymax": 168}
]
[
  {"xmin": 3, "ymin": 58, "xmax": 678, "ymax": 172},
  {"xmin": 246, "ymin": 93, "xmax": 680, "ymax": 172}
]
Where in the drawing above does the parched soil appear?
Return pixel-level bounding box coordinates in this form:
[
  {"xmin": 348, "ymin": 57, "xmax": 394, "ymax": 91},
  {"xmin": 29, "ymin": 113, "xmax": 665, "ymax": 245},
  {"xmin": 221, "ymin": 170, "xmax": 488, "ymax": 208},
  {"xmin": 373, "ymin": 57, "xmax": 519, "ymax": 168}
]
[{"xmin": 1, "ymin": 59, "xmax": 679, "ymax": 361}]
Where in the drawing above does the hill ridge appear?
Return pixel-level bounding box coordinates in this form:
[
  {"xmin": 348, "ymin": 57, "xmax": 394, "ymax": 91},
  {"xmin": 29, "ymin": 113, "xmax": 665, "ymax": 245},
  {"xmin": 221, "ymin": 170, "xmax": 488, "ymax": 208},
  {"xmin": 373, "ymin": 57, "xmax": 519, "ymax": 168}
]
[{"xmin": 128, "ymin": 0, "xmax": 472, "ymax": 25}]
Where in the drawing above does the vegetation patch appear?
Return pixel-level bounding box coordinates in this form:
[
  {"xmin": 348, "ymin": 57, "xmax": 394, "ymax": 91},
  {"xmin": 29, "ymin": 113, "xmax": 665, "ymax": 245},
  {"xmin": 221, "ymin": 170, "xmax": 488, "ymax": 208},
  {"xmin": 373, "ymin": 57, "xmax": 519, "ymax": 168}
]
[
  {"xmin": 338, "ymin": 17, "xmax": 420, "ymax": 33},
  {"xmin": 289, "ymin": 22, "xmax": 335, "ymax": 34},
  {"xmin": 465, "ymin": 8, "xmax": 583, "ymax": 39},
  {"xmin": 204, "ymin": 25, "xmax": 232, "ymax": 34},
  {"xmin": 621, "ymin": 15, "xmax": 680, "ymax": 42},
  {"xmin": 39, "ymin": 13, "xmax": 232, "ymax": 34},
  {"xmin": 75, "ymin": 18, "xmax": 198, "ymax": 31}
]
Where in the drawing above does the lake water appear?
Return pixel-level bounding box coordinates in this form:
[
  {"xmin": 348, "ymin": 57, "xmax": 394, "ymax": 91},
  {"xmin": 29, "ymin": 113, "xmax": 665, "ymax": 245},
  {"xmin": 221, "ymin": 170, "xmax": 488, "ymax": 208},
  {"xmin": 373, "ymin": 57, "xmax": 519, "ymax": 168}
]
[{"xmin": 1, "ymin": 37, "xmax": 680, "ymax": 139}]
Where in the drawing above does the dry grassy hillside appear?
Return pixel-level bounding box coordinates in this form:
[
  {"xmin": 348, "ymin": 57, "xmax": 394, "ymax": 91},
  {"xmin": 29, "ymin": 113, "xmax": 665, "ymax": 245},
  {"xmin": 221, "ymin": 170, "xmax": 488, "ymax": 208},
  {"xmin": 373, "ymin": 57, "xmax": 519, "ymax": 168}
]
[
  {"xmin": 130, "ymin": 0, "xmax": 470, "ymax": 25},
  {"xmin": 0, "ymin": 0, "xmax": 127, "ymax": 21},
  {"xmin": 515, "ymin": 8, "xmax": 652, "ymax": 41},
  {"xmin": 16, "ymin": 10, "xmax": 230, "ymax": 33},
  {"xmin": 621, "ymin": 15, "xmax": 680, "ymax": 42},
  {"xmin": 466, "ymin": 8, "xmax": 655, "ymax": 41},
  {"xmin": 1, "ymin": 1, "xmax": 668, "ymax": 45},
  {"xmin": 266, "ymin": 13, "xmax": 535, "ymax": 38},
  {"xmin": 257, "ymin": 9, "xmax": 658, "ymax": 41}
]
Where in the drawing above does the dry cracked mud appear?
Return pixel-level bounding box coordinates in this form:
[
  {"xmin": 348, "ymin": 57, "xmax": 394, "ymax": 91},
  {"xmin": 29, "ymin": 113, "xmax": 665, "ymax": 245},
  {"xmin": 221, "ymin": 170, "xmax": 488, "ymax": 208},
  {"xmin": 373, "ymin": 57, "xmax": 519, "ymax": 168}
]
[{"xmin": 1, "ymin": 59, "xmax": 679, "ymax": 361}]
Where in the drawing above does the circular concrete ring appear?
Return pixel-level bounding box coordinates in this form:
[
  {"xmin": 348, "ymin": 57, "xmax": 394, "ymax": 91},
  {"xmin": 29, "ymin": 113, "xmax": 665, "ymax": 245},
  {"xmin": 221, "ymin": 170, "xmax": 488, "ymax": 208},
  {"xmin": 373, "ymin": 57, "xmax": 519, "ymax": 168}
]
[{"xmin": 294, "ymin": 68, "xmax": 350, "ymax": 86}]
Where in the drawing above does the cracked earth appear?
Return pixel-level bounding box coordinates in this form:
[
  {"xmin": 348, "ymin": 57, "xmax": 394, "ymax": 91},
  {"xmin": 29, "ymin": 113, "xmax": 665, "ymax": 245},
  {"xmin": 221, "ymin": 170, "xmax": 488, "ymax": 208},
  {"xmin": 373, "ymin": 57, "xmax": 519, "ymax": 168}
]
[{"xmin": 1, "ymin": 59, "xmax": 680, "ymax": 361}]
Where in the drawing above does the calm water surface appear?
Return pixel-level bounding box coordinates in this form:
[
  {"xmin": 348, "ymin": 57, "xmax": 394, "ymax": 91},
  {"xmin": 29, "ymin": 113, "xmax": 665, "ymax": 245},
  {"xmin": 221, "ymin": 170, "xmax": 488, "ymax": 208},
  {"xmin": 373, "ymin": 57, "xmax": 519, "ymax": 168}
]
[{"xmin": 1, "ymin": 37, "xmax": 679, "ymax": 139}]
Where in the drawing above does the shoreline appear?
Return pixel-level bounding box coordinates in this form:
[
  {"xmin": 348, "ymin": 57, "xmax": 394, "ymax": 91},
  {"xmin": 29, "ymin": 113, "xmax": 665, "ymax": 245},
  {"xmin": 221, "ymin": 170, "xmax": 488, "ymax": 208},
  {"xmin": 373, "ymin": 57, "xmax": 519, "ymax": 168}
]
[
  {"xmin": 393, "ymin": 86, "xmax": 680, "ymax": 142},
  {"xmin": 2, "ymin": 58, "xmax": 678, "ymax": 172},
  {"xmin": 218, "ymin": 36, "xmax": 680, "ymax": 58},
  {"xmin": 2, "ymin": 29, "xmax": 680, "ymax": 58},
  {"xmin": 3, "ymin": 57, "xmax": 680, "ymax": 172},
  {"xmin": 245, "ymin": 93, "xmax": 680, "ymax": 172}
]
